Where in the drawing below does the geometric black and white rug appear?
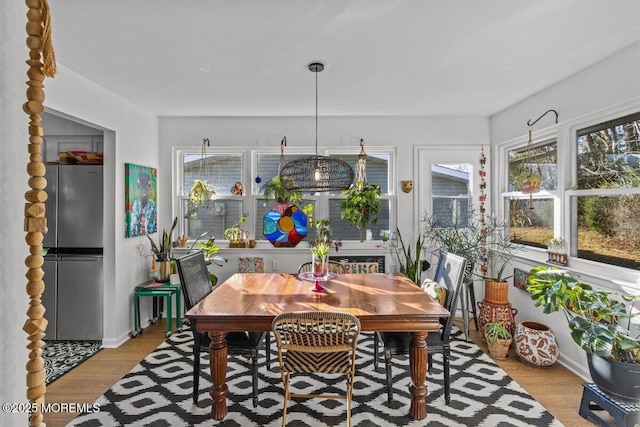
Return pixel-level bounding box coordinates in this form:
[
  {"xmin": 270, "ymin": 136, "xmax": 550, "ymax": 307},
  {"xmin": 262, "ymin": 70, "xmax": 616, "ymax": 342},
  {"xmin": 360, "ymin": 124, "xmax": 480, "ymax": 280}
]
[
  {"xmin": 43, "ymin": 340, "xmax": 102, "ymax": 385},
  {"xmin": 68, "ymin": 330, "xmax": 563, "ymax": 426}
]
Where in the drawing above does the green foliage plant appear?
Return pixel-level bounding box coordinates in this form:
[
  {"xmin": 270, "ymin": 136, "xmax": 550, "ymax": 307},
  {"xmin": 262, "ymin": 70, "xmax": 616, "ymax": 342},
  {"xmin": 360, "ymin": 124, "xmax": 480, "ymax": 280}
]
[
  {"xmin": 528, "ymin": 266, "xmax": 640, "ymax": 364},
  {"xmin": 340, "ymin": 181, "xmax": 381, "ymax": 242},
  {"xmin": 189, "ymin": 179, "xmax": 215, "ymax": 207},
  {"xmin": 422, "ymin": 207, "xmax": 520, "ymax": 282},
  {"xmin": 147, "ymin": 216, "xmax": 178, "ymax": 262},
  {"xmin": 310, "ymin": 241, "xmax": 331, "ymax": 258},
  {"xmin": 262, "ymin": 176, "xmax": 302, "ymax": 205},
  {"xmin": 393, "ymin": 228, "xmax": 425, "ymax": 285},
  {"xmin": 483, "ymin": 321, "xmax": 512, "ymax": 342}
]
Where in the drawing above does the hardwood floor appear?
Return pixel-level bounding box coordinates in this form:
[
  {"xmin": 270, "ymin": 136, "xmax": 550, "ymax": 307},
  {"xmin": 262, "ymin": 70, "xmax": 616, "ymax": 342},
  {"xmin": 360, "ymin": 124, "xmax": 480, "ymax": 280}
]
[{"xmin": 44, "ymin": 318, "xmax": 599, "ymax": 426}]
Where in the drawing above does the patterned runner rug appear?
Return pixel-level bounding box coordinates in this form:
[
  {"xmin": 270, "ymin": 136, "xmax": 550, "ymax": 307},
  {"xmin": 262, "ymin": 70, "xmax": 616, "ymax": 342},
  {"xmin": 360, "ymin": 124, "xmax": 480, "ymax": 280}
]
[
  {"xmin": 69, "ymin": 330, "xmax": 563, "ymax": 426},
  {"xmin": 44, "ymin": 340, "xmax": 102, "ymax": 385}
]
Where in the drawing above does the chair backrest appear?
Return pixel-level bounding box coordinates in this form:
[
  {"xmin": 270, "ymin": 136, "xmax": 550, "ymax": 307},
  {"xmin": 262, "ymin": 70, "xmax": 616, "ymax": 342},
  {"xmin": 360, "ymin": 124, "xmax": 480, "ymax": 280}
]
[
  {"xmin": 272, "ymin": 311, "xmax": 360, "ymax": 359},
  {"xmin": 432, "ymin": 250, "xmax": 467, "ymax": 340},
  {"xmin": 175, "ymin": 250, "xmax": 213, "ymax": 310},
  {"xmin": 297, "ymin": 261, "xmax": 348, "ymax": 274}
]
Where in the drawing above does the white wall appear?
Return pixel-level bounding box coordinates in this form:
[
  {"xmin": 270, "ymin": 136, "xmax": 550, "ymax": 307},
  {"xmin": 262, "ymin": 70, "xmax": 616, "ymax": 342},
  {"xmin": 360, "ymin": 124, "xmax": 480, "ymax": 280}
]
[
  {"xmin": 0, "ymin": 0, "xmax": 31, "ymax": 424},
  {"xmin": 489, "ymin": 41, "xmax": 640, "ymax": 379},
  {"xmin": 44, "ymin": 66, "xmax": 159, "ymax": 347}
]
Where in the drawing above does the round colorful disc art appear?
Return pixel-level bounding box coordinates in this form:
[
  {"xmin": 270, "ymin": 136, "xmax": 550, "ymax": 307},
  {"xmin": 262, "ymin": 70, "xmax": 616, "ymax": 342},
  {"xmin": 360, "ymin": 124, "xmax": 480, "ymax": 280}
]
[{"xmin": 263, "ymin": 204, "xmax": 307, "ymax": 247}]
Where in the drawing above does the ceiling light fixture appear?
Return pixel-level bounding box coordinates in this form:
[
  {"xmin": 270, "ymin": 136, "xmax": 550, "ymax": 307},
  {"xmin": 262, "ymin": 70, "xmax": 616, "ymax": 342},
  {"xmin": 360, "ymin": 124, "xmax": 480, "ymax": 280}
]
[{"xmin": 279, "ymin": 62, "xmax": 354, "ymax": 192}]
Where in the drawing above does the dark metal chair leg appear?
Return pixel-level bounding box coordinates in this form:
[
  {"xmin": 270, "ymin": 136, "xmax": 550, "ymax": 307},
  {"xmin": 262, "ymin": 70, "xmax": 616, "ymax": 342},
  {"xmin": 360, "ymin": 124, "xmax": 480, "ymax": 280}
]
[
  {"xmin": 193, "ymin": 332, "xmax": 201, "ymax": 404},
  {"xmin": 374, "ymin": 333, "xmax": 380, "ymax": 370},
  {"xmin": 443, "ymin": 346, "xmax": 451, "ymax": 404},
  {"xmin": 384, "ymin": 349, "xmax": 393, "ymax": 403},
  {"xmin": 251, "ymin": 348, "xmax": 259, "ymax": 407}
]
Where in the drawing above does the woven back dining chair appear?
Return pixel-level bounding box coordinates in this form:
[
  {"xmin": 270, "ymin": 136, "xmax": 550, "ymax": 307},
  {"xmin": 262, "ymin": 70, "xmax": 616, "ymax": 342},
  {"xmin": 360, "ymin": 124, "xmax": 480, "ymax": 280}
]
[
  {"xmin": 297, "ymin": 260, "xmax": 349, "ymax": 274},
  {"xmin": 374, "ymin": 250, "xmax": 467, "ymax": 404},
  {"xmin": 272, "ymin": 311, "xmax": 361, "ymax": 427},
  {"xmin": 175, "ymin": 250, "xmax": 269, "ymax": 406}
]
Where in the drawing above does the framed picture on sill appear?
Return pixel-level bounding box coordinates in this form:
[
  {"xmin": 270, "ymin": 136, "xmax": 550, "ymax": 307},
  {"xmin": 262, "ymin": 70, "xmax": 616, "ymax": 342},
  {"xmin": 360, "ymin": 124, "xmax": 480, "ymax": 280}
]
[
  {"xmin": 513, "ymin": 267, "xmax": 531, "ymax": 293},
  {"xmin": 125, "ymin": 163, "xmax": 158, "ymax": 238}
]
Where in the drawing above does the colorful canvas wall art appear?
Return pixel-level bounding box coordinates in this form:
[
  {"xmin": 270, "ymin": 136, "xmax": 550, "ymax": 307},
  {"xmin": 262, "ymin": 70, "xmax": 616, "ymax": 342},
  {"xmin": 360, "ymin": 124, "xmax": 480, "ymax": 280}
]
[
  {"xmin": 125, "ymin": 163, "xmax": 158, "ymax": 238},
  {"xmin": 513, "ymin": 268, "xmax": 531, "ymax": 292}
]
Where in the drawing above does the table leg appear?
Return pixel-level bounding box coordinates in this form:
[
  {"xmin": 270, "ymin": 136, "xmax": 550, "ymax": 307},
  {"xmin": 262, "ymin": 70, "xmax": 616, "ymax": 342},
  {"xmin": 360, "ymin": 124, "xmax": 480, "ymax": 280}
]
[
  {"xmin": 134, "ymin": 295, "xmax": 140, "ymax": 332},
  {"xmin": 166, "ymin": 293, "xmax": 172, "ymax": 333},
  {"xmin": 209, "ymin": 332, "xmax": 229, "ymax": 420},
  {"xmin": 175, "ymin": 289, "xmax": 181, "ymax": 328},
  {"xmin": 409, "ymin": 331, "xmax": 428, "ymax": 420}
]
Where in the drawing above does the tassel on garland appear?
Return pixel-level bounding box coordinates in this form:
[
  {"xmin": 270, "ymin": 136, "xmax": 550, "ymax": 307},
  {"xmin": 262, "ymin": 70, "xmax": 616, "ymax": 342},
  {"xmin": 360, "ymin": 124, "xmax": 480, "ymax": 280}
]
[{"xmin": 40, "ymin": 0, "xmax": 57, "ymax": 77}]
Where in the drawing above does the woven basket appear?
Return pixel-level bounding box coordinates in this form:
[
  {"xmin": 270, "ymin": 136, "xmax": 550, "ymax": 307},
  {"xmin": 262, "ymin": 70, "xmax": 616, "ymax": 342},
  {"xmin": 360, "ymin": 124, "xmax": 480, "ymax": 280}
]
[{"xmin": 484, "ymin": 280, "xmax": 509, "ymax": 304}]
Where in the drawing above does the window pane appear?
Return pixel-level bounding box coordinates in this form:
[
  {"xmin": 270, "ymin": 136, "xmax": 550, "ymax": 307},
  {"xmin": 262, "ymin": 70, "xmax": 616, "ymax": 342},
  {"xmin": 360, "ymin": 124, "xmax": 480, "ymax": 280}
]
[
  {"xmin": 256, "ymin": 153, "xmax": 311, "ymax": 194},
  {"xmin": 431, "ymin": 164, "xmax": 471, "ymax": 226},
  {"xmin": 573, "ymin": 194, "xmax": 640, "ymax": 270},
  {"xmin": 332, "ymin": 153, "xmax": 390, "ymax": 194},
  {"xmin": 183, "ymin": 199, "xmax": 244, "ymax": 241},
  {"xmin": 328, "ymin": 198, "xmax": 390, "ymax": 241},
  {"xmin": 182, "ymin": 153, "xmax": 242, "ymax": 196},
  {"xmin": 508, "ymin": 197, "xmax": 555, "ymax": 248},
  {"xmin": 577, "ymin": 112, "xmax": 640, "ymax": 190},
  {"xmin": 508, "ymin": 140, "xmax": 557, "ymax": 191}
]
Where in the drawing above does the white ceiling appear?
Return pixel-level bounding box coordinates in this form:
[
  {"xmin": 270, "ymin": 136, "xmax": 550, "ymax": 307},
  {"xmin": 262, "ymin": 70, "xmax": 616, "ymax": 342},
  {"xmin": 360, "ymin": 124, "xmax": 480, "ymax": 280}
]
[{"xmin": 49, "ymin": 0, "xmax": 640, "ymax": 117}]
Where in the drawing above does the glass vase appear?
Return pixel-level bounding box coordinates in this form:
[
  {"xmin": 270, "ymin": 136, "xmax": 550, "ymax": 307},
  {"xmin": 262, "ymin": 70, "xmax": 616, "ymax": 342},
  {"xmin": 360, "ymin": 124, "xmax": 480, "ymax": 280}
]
[{"xmin": 312, "ymin": 253, "xmax": 328, "ymax": 278}]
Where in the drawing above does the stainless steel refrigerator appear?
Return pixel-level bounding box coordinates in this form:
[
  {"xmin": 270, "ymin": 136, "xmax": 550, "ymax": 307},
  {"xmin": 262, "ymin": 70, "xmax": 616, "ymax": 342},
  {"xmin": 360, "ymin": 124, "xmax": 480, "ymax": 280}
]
[{"xmin": 43, "ymin": 165, "xmax": 104, "ymax": 340}]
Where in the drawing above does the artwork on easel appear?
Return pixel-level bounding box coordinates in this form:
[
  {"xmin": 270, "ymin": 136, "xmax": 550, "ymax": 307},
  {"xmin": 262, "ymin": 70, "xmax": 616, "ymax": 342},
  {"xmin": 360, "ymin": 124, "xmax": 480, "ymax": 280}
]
[
  {"xmin": 513, "ymin": 268, "xmax": 531, "ymax": 293},
  {"xmin": 125, "ymin": 163, "xmax": 158, "ymax": 237}
]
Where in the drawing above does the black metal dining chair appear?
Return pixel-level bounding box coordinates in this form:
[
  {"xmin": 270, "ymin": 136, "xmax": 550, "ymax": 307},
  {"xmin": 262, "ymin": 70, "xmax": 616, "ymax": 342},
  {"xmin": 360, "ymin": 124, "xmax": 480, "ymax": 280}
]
[
  {"xmin": 375, "ymin": 250, "xmax": 467, "ymax": 404},
  {"xmin": 175, "ymin": 251, "xmax": 270, "ymax": 406}
]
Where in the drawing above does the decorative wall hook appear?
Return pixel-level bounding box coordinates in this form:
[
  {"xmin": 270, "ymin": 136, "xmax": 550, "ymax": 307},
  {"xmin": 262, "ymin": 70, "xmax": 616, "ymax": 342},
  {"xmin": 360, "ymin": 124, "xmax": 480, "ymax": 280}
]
[
  {"xmin": 401, "ymin": 180, "xmax": 413, "ymax": 193},
  {"xmin": 527, "ymin": 109, "xmax": 558, "ymax": 127}
]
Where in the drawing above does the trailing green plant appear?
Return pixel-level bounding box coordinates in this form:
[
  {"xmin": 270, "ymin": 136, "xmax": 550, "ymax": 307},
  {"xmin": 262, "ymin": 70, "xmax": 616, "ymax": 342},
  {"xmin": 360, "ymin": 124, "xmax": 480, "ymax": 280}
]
[
  {"xmin": 147, "ymin": 216, "xmax": 178, "ymax": 262},
  {"xmin": 340, "ymin": 181, "xmax": 381, "ymax": 242},
  {"xmin": 483, "ymin": 321, "xmax": 512, "ymax": 342},
  {"xmin": 189, "ymin": 179, "xmax": 215, "ymax": 208},
  {"xmin": 262, "ymin": 176, "xmax": 302, "ymax": 204},
  {"xmin": 393, "ymin": 228, "xmax": 425, "ymax": 285},
  {"xmin": 528, "ymin": 266, "xmax": 640, "ymax": 364}
]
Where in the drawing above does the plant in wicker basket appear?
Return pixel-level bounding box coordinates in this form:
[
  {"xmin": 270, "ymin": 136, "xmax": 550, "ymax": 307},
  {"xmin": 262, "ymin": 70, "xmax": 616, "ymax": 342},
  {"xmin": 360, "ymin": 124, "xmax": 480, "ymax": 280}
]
[{"xmin": 484, "ymin": 321, "xmax": 512, "ymax": 359}]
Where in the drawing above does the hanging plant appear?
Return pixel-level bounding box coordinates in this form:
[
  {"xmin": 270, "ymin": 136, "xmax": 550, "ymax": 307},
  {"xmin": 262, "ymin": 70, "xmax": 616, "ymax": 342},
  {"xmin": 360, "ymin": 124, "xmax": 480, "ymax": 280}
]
[
  {"xmin": 340, "ymin": 181, "xmax": 381, "ymax": 242},
  {"xmin": 262, "ymin": 176, "xmax": 302, "ymax": 205},
  {"xmin": 189, "ymin": 179, "xmax": 215, "ymax": 208}
]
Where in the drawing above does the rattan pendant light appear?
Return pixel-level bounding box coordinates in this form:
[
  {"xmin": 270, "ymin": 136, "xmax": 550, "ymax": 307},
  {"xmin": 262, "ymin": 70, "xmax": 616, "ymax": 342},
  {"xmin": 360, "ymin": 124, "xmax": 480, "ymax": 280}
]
[{"xmin": 279, "ymin": 63, "xmax": 354, "ymax": 192}]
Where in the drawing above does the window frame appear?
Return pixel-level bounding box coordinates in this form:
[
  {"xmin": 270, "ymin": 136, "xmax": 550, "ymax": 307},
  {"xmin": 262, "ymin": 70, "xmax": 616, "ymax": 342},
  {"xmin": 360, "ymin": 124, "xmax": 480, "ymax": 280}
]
[
  {"xmin": 172, "ymin": 145, "xmax": 396, "ymax": 244},
  {"xmin": 497, "ymin": 103, "xmax": 640, "ymax": 278}
]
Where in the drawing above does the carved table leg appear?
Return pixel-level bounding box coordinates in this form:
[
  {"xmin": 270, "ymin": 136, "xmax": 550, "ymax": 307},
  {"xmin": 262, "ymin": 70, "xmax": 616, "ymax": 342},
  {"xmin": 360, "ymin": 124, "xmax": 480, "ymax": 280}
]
[
  {"xmin": 209, "ymin": 332, "xmax": 228, "ymax": 420},
  {"xmin": 409, "ymin": 331, "xmax": 428, "ymax": 420}
]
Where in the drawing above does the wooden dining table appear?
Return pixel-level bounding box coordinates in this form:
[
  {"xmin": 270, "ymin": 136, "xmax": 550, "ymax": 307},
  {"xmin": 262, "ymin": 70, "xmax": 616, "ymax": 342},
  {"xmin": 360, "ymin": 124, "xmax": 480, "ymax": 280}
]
[{"xmin": 186, "ymin": 272, "xmax": 449, "ymax": 421}]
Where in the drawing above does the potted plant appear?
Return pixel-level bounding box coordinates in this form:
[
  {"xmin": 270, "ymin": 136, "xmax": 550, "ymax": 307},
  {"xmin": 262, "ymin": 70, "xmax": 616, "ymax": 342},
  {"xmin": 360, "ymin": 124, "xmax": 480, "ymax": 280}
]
[
  {"xmin": 393, "ymin": 228, "xmax": 426, "ymax": 285},
  {"xmin": 422, "ymin": 208, "xmax": 520, "ymax": 292},
  {"xmin": 186, "ymin": 232, "xmax": 228, "ymax": 285},
  {"xmin": 262, "ymin": 176, "xmax": 303, "ymax": 205},
  {"xmin": 147, "ymin": 217, "xmax": 178, "ymax": 281},
  {"xmin": 340, "ymin": 181, "xmax": 381, "ymax": 242},
  {"xmin": 484, "ymin": 321, "xmax": 513, "ymax": 359},
  {"xmin": 224, "ymin": 212, "xmax": 249, "ymax": 248},
  {"xmin": 528, "ymin": 266, "xmax": 640, "ymax": 401},
  {"xmin": 302, "ymin": 203, "xmax": 332, "ymax": 246},
  {"xmin": 188, "ymin": 179, "xmax": 216, "ymax": 214}
]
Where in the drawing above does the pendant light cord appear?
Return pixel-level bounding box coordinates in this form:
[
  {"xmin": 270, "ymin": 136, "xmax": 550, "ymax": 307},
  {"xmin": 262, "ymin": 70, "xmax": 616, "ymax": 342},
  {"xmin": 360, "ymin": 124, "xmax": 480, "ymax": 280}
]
[{"xmin": 315, "ymin": 67, "xmax": 318, "ymax": 156}]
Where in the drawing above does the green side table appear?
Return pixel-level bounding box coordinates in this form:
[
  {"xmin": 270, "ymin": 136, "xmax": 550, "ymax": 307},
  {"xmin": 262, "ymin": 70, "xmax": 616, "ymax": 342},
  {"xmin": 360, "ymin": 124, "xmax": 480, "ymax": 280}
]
[{"xmin": 132, "ymin": 280, "xmax": 182, "ymax": 338}]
